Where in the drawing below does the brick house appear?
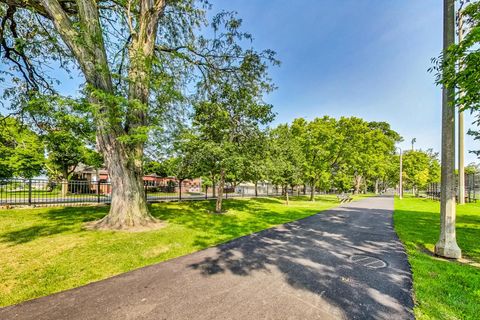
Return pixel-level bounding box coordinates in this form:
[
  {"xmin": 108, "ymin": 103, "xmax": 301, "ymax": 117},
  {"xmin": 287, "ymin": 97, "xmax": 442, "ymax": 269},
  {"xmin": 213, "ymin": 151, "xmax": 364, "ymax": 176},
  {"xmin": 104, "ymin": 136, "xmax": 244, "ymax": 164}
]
[{"xmin": 72, "ymin": 164, "xmax": 202, "ymax": 194}]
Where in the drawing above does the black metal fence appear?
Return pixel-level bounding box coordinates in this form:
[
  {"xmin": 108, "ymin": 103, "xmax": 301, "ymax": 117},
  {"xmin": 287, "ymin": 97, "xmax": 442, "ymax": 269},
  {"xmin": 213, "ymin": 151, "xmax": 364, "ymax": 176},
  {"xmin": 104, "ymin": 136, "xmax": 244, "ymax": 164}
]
[
  {"xmin": 0, "ymin": 178, "xmax": 319, "ymax": 207},
  {"xmin": 425, "ymin": 173, "xmax": 479, "ymax": 202},
  {"xmin": 0, "ymin": 179, "xmax": 112, "ymax": 206}
]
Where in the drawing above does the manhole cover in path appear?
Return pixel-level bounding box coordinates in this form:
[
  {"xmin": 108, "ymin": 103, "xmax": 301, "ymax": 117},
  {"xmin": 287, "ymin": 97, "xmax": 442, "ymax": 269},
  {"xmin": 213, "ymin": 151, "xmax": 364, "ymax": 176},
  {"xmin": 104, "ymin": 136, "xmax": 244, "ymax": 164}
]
[{"xmin": 350, "ymin": 255, "xmax": 387, "ymax": 269}]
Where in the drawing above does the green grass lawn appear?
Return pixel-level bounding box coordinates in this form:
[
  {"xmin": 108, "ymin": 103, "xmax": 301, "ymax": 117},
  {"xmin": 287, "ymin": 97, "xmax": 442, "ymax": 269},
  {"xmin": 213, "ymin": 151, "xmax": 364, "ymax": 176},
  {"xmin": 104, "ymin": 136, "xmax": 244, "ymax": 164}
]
[
  {"xmin": 394, "ymin": 196, "xmax": 480, "ymax": 320},
  {"xmin": 0, "ymin": 194, "xmax": 368, "ymax": 307}
]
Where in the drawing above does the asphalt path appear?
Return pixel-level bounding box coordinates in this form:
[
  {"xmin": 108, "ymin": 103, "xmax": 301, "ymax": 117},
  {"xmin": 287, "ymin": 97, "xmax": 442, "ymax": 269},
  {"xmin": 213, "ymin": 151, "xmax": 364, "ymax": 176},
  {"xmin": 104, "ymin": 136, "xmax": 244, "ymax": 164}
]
[{"xmin": 1, "ymin": 195, "xmax": 414, "ymax": 320}]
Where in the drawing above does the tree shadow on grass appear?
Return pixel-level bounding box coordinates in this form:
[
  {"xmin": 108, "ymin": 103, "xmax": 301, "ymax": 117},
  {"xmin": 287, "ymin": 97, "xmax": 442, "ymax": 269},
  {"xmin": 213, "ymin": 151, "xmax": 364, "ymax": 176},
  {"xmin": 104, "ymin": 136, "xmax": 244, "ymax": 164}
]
[
  {"xmin": 0, "ymin": 225, "xmax": 72, "ymax": 245},
  {"xmin": 0, "ymin": 206, "xmax": 107, "ymax": 246},
  {"xmin": 394, "ymin": 202, "xmax": 480, "ymax": 318},
  {"xmin": 395, "ymin": 207, "xmax": 480, "ymax": 261},
  {"xmin": 0, "ymin": 196, "xmax": 335, "ymax": 248},
  {"xmin": 150, "ymin": 197, "xmax": 335, "ymax": 248}
]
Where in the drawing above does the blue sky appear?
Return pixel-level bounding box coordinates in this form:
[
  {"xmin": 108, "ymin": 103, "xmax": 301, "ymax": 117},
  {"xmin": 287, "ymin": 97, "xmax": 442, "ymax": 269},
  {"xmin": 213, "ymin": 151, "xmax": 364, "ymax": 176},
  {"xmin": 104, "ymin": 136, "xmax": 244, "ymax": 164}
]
[
  {"xmin": 209, "ymin": 0, "xmax": 478, "ymax": 164},
  {"xmin": 1, "ymin": 1, "xmax": 476, "ymax": 164}
]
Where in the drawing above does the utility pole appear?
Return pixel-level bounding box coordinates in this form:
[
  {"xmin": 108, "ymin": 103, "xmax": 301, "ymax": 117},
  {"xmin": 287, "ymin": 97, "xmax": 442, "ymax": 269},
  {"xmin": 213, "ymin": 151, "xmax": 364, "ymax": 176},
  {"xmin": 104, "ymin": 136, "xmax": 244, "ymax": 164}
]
[
  {"xmin": 435, "ymin": 0, "xmax": 461, "ymax": 259},
  {"xmin": 399, "ymin": 148, "xmax": 403, "ymax": 199},
  {"xmin": 458, "ymin": 5, "xmax": 467, "ymax": 205}
]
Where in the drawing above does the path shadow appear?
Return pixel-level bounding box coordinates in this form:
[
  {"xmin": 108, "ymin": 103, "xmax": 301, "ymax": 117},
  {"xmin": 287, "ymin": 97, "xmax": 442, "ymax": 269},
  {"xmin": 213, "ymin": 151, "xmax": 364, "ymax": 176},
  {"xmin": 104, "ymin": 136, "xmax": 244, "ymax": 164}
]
[
  {"xmin": 188, "ymin": 198, "xmax": 414, "ymax": 319},
  {"xmin": 0, "ymin": 206, "xmax": 107, "ymax": 245}
]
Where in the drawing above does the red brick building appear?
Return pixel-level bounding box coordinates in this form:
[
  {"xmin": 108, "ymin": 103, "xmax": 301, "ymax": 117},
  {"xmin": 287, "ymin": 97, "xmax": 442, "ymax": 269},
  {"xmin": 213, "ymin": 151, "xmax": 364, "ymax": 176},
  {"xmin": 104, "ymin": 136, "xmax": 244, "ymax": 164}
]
[{"xmin": 72, "ymin": 165, "xmax": 202, "ymax": 195}]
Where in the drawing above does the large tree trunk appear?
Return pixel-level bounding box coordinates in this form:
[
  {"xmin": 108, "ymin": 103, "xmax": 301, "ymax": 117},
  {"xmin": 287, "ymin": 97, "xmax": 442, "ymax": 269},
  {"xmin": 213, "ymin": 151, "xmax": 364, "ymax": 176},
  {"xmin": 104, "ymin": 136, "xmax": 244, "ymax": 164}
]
[
  {"xmin": 310, "ymin": 177, "xmax": 316, "ymax": 202},
  {"xmin": 374, "ymin": 179, "xmax": 379, "ymax": 194},
  {"xmin": 61, "ymin": 179, "xmax": 68, "ymax": 197},
  {"xmin": 179, "ymin": 179, "xmax": 183, "ymax": 200},
  {"xmin": 95, "ymin": 153, "xmax": 154, "ymax": 229},
  {"xmin": 215, "ymin": 169, "xmax": 226, "ymax": 213},
  {"xmin": 39, "ymin": 0, "xmax": 165, "ymax": 229},
  {"xmin": 354, "ymin": 175, "xmax": 362, "ymax": 195},
  {"xmin": 254, "ymin": 181, "xmax": 258, "ymax": 197},
  {"xmin": 285, "ymin": 184, "xmax": 289, "ymax": 205}
]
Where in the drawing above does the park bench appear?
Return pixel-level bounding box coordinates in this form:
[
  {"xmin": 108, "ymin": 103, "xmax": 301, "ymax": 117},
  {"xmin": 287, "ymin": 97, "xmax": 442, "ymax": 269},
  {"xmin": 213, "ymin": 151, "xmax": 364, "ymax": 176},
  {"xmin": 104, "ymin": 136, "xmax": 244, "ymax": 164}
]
[{"xmin": 337, "ymin": 193, "xmax": 353, "ymax": 203}]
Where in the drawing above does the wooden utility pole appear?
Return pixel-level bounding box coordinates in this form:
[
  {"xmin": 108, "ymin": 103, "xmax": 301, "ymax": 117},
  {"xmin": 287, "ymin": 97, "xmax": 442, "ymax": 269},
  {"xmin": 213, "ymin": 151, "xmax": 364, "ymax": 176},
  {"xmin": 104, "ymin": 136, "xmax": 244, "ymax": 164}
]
[
  {"xmin": 458, "ymin": 7, "xmax": 466, "ymax": 205},
  {"xmin": 435, "ymin": 0, "xmax": 462, "ymax": 259}
]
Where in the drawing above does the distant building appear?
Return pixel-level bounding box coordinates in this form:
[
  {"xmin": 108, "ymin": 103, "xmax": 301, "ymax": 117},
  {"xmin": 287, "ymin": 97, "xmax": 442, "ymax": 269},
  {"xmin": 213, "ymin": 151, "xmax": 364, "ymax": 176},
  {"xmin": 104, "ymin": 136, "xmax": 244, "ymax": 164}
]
[{"xmin": 72, "ymin": 164, "xmax": 202, "ymax": 194}]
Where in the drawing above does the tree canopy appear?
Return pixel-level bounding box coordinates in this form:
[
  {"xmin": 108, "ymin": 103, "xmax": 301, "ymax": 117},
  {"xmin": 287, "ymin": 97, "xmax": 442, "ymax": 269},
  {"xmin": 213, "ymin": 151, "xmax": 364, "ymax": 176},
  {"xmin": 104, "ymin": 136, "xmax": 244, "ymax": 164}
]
[
  {"xmin": 0, "ymin": 0, "xmax": 277, "ymax": 227},
  {"xmin": 0, "ymin": 118, "xmax": 44, "ymax": 179}
]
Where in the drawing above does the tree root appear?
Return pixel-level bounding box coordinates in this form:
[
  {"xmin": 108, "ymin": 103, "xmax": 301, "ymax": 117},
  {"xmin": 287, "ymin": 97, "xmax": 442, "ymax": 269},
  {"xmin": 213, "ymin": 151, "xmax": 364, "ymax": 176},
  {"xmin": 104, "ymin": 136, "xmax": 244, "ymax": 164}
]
[{"xmin": 85, "ymin": 215, "xmax": 165, "ymax": 232}]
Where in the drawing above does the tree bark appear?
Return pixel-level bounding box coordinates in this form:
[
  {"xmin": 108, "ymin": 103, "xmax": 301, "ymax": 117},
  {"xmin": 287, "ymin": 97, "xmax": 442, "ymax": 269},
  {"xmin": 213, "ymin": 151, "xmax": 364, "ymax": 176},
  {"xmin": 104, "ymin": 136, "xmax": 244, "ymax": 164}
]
[
  {"xmin": 354, "ymin": 175, "xmax": 362, "ymax": 195},
  {"xmin": 95, "ymin": 158, "xmax": 154, "ymax": 228},
  {"xmin": 374, "ymin": 179, "xmax": 379, "ymax": 194},
  {"xmin": 61, "ymin": 178, "xmax": 68, "ymax": 197},
  {"xmin": 51, "ymin": 0, "xmax": 163, "ymax": 229},
  {"xmin": 15, "ymin": 0, "xmax": 168, "ymax": 229},
  {"xmin": 179, "ymin": 179, "xmax": 183, "ymax": 200},
  {"xmin": 254, "ymin": 181, "xmax": 258, "ymax": 197},
  {"xmin": 215, "ymin": 169, "xmax": 226, "ymax": 213},
  {"xmin": 285, "ymin": 184, "xmax": 289, "ymax": 205},
  {"xmin": 60, "ymin": 166, "xmax": 69, "ymax": 197},
  {"xmin": 310, "ymin": 177, "xmax": 316, "ymax": 202}
]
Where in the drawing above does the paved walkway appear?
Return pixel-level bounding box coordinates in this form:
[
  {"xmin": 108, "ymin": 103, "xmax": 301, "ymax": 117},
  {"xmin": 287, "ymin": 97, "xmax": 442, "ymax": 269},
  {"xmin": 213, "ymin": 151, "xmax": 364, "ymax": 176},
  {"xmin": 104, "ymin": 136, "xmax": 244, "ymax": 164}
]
[{"xmin": 1, "ymin": 196, "xmax": 414, "ymax": 320}]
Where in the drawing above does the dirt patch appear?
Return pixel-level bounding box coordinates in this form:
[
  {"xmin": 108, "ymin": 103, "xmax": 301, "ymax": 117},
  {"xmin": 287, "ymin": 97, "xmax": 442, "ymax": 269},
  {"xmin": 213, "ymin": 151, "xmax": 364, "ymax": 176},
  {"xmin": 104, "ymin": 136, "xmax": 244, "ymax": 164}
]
[
  {"xmin": 418, "ymin": 244, "xmax": 480, "ymax": 268},
  {"xmin": 83, "ymin": 220, "xmax": 166, "ymax": 232}
]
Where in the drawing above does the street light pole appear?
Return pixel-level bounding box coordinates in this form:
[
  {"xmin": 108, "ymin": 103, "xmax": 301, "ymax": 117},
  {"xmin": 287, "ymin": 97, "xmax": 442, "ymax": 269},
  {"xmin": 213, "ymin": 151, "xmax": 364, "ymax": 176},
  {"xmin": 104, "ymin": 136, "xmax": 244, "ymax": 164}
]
[
  {"xmin": 458, "ymin": 7, "xmax": 466, "ymax": 205},
  {"xmin": 397, "ymin": 147, "xmax": 403, "ymax": 199},
  {"xmin": 435, "ymin": 0, "xmax": 461, "ymax": 259},
  {"xmin": 399, "ymin": 149, "xmax": 403, "ymax": 199}
]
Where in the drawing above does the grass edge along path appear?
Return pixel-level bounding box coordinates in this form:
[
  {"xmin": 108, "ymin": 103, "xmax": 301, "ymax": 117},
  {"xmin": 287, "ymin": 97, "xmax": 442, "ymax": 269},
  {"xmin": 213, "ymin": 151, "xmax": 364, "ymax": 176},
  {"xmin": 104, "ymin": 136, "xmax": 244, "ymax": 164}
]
[
  {"xmin": 0, "ymin": 194, "xmax": 370, "ymax": 307},
  {"xmin": 394, "ymin": 196, "xmax": 480, "ymax": 320}
]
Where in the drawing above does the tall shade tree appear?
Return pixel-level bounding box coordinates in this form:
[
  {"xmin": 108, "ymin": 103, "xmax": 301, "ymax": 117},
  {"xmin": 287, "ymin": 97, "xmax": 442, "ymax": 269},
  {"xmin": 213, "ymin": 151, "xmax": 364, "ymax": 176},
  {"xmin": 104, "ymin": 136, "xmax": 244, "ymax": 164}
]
[
  {"xmin": 268, "ymin": 124, "xmax": 305, "ymax": 205},
  {"xmin": 366, "ymin": 121, "xmax": 402, "ymax": 193},
  {"xmin": 238, "ymin": 132, "xmax": 269, "ymax": 197},
  {"xmin": 291, "ymin": 117, "xmax": 338, "ymax": 201},
  {"xmin": 402, "ymin": 150, "xmax": 440, "ymax": 195},
  {"xmin": 335, "ymin": 117, "xmax": 374, "ymax": 194},
  {"xmin": 0, "ymin": 117, "xmax": 44, "ymax": 179},
  {"xmin": 192, "ymin": 46, "xmax": 277, "ymax": 213},
  {"xmin": 0, "ymin": 1, "xmax": 270, "ymax": 228}
]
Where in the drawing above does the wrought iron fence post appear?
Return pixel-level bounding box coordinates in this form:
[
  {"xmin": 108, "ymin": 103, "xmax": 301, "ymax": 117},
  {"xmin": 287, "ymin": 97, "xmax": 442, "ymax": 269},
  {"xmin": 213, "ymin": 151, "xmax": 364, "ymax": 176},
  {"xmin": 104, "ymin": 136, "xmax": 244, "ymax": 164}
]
[{"xmin": 28, "ymin": 179, "xmax": 32, "ymax": 206}]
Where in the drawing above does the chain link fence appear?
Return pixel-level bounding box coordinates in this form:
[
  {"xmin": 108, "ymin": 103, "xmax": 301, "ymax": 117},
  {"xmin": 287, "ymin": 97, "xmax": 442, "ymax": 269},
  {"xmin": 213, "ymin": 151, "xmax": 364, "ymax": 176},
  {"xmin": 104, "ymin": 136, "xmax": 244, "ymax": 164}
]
[{"xmin": 426, "ymin": 173, "xmax": 479, "ymax": 202}]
